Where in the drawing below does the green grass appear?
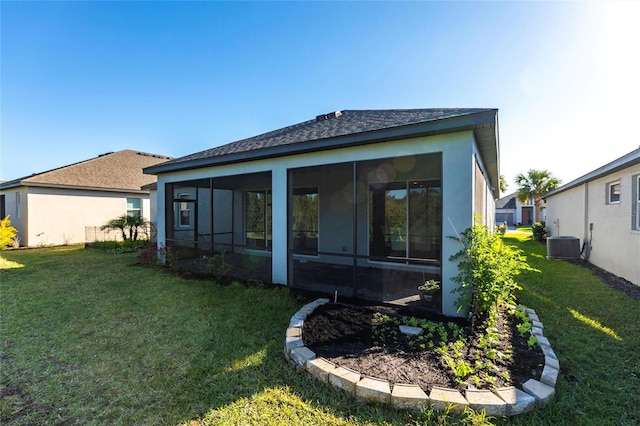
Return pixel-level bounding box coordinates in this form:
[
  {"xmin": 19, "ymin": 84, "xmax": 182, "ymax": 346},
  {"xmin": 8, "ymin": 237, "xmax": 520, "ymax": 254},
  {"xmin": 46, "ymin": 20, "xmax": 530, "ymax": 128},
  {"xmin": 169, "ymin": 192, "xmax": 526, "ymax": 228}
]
[
  {"xmin": 499, "ymin": 233, "xmax": 640, "ymax": 425},
  {"xmin": 0, "ymin": 247, "xmax": 482, "ymax": 425},
  {"xmin": 1, "ymin": 240, "xmax": 639, "ymax": 425}
]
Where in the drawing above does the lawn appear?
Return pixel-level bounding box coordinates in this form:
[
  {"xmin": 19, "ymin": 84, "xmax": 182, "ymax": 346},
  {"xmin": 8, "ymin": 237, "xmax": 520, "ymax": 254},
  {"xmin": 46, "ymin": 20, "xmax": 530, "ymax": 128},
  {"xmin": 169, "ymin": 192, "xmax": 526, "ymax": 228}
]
[{"xmin": 1, "ymin": 238, "xmax": 639, "ymax": 425}]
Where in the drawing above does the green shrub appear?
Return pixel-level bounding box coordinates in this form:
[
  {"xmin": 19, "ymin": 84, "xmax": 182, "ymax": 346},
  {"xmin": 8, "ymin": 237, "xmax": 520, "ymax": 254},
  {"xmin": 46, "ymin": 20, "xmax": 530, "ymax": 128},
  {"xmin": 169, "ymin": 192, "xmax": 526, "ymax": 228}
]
[
  {"xmin": 532, "ymin": 221, "xmax": 547, "ymax": 242},
  {"xmin": 450, "ymin": 224, "xmax": 533, "ymax": 321},
  {"xmin": 0, "ymin": 215, "xmax": 18, "ymax": 249}
]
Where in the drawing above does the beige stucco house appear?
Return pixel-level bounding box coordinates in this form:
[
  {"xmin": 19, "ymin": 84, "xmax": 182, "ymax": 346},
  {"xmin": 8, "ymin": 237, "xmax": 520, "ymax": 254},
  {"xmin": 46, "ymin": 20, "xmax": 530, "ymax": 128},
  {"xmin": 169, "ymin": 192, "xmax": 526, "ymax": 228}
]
[
  {"xmin": 0, "ymin": 150, "xmax": 170, "ymax": 247},
  {"xmin": 144, "ymin": 108, "xmax": 500, "ymax": 316},
  {"xmin": 544, "ymin": 147, "xmax": 640, "ymax": 286}
]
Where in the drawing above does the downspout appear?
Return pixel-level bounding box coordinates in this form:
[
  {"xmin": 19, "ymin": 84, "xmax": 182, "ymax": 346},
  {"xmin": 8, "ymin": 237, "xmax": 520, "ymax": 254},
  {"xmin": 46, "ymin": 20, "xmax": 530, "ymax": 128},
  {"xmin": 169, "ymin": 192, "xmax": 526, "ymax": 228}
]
[{"xmin": 581, "ymin": 182, "xmax": 592, "ymax": 260}]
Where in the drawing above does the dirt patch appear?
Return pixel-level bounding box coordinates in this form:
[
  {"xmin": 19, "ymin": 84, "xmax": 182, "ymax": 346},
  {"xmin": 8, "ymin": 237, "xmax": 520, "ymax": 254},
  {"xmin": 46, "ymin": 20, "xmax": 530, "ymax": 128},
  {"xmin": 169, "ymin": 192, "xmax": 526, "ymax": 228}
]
[{"xmin": 303, "ymin": 303, "xmax": 545, "ymax": 393}]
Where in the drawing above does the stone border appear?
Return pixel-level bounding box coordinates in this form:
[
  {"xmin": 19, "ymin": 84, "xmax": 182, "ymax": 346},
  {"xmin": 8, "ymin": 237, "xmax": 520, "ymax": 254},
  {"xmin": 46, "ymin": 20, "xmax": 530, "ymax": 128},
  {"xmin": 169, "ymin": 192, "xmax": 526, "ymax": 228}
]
[{"xmin": 284, "ymin": 299, "xmax": 559, "ymax": 416}]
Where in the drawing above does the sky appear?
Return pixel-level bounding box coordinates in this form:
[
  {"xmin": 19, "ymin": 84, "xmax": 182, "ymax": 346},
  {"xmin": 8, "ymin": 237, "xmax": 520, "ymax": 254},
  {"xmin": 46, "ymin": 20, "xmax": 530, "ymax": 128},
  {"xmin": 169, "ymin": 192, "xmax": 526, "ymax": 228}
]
[{"xmin": 2, "ymin": 1, "xmax": 639, "ymax": 194}]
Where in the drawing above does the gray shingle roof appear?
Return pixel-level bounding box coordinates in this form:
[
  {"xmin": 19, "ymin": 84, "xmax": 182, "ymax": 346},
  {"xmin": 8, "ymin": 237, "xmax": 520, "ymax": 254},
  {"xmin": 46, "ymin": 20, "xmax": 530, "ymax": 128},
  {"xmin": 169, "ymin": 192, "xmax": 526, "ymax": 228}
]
[
  {"xmin": 145, "ymin": 108, "xmax": 498, "ymax": 174},
  {"xmin": 496, "ymin": 193, "xmax": 517, "ymax": 209},
  {"xmin": 1, "ymin": 150, "xmax": 171, "ymax": 192}
]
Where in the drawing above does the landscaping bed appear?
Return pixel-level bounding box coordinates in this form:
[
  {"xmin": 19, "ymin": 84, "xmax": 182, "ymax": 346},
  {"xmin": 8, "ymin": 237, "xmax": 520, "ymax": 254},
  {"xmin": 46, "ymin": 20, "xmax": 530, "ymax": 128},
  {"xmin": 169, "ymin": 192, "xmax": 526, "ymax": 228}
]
[{"xmin": 303, "ymin": 302, "xmax": 545, "ymax": 393}]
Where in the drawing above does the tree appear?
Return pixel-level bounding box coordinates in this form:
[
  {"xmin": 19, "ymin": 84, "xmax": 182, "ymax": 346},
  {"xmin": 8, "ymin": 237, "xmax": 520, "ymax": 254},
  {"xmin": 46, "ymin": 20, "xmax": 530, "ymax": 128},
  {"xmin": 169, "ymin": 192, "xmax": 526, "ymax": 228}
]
[
  {"xmin": 499, "ymin": 175, "xmax": 508, "ymax": 194},
  {"xmin": 101, "ymin": 214, "xmax": 150, "ymax": 242},
  {"xmin": 514, "ymin": 169, "xmax": 561, "ymax": 223}
]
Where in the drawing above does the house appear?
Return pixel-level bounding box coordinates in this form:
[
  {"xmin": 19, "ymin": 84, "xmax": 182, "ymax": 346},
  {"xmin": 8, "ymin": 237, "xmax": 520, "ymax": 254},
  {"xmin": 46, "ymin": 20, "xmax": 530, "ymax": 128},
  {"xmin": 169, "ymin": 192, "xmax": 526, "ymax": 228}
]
[
  {"xmin": 495, "ymin": 192, "xmax": 539, "ymax": 226},
  {"xmin": 544, "ymin": 147, "xmax": 640, "ymax": 286},
  {"xmin": 0, "ymin": 150, "xmax": 171, "ymax": 247},
  {"xmin": 144, "ymin": 109, "xmax": 500, "ymax": 317}
]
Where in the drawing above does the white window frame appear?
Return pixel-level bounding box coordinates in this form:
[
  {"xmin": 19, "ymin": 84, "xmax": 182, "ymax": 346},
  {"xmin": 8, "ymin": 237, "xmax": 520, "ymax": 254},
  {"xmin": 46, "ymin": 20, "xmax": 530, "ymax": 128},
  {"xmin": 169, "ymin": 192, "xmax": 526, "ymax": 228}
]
[
  {"xmin": 126, "ymin": 197, "xmax": 142, "ymax": 218},
  {"xmin": 607, "ymin": 180, "xmax": 621, "ymax": 204},
  {"xmin": 177, "ymin": 193, "xmax": 191, "ymax": 228}
]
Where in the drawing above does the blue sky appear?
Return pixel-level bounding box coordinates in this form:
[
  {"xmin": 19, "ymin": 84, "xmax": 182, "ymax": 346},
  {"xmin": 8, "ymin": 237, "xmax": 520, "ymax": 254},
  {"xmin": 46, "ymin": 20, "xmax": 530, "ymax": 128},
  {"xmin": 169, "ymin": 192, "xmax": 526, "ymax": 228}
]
[{"xmin": 2, "ymin": 1, "xmax": 639, "ymax": 193}]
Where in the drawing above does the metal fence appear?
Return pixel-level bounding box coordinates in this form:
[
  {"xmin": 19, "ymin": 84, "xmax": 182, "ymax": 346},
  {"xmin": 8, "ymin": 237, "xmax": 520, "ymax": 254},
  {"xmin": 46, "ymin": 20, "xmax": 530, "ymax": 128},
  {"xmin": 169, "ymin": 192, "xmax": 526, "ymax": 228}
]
[
  {"xmin": 84, "ymin": 225, "xmax": 155, "ymax": 243},
  {"xmin": 85, "ymin": 226, "xmax": 120, "ymax": 243}
]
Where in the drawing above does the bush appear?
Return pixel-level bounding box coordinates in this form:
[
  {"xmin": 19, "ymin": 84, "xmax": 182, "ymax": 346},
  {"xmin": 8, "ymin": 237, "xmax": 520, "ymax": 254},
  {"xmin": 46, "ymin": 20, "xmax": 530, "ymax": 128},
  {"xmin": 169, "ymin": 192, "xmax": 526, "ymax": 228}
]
[
  {"xmin": 450, "ymin": 224, "xmax": 533, "ymax": 322},
  {"xmin": 532, "ymin": 221, "xmax": 547, "ymax": 242},
  {"xmin": 0, "ymin": 216, "xmax": 18, "ymax": 249}
]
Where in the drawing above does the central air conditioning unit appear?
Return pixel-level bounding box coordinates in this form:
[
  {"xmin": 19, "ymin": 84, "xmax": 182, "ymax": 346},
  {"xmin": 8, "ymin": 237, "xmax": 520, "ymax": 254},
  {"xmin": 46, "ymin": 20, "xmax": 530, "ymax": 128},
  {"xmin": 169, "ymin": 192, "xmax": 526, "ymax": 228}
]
[{"xmin": 546, "ymin": 236, "xmax": 581, "ymax": 259}]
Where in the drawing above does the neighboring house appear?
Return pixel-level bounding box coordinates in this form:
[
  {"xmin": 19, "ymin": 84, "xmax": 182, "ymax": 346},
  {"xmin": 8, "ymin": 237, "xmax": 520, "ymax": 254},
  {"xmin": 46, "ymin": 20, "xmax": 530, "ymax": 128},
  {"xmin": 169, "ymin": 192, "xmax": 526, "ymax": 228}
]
[
  {"xmin": 144, "ymin": 109, "xmax": 500, "ymax": 317},
  {"xmin": 495, "ymin": 192, "xmax": 538, "ymax": 226},
  {"xmin": 0, "ymin": 150, "xmax": 171, "ymax": 247},
  {"xmin": 544, "ymin": 147, "xmax": 640, "ymax": 286}
]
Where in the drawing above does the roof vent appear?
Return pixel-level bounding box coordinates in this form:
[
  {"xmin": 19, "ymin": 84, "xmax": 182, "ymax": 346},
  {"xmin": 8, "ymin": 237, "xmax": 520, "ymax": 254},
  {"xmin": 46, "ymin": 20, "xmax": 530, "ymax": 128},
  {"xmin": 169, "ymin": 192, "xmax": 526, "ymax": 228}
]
[{"xmin": 316, "ymin": 110, "xmax": 342, "ymax": 121}]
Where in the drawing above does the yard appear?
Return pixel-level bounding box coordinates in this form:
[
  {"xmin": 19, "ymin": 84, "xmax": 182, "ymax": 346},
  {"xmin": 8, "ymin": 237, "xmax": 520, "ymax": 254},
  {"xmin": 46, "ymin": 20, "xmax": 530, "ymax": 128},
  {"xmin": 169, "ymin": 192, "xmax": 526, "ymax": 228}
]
[{"xmin": 1, "ymin": 233, "xmax": 639, "ymax": 425}]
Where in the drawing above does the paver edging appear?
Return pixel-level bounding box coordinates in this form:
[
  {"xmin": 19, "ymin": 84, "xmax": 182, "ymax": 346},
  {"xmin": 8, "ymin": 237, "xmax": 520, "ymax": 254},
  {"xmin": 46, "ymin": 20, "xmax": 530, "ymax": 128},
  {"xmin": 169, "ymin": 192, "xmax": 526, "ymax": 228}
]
[{"xmin": 284, "ymin": 299, "xmax": 559, "ymax": 416}]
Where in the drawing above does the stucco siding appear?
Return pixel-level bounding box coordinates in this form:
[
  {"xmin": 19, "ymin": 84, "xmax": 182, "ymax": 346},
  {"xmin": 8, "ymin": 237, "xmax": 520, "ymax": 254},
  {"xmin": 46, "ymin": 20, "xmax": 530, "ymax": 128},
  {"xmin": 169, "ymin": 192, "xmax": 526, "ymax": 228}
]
[
  {"xmin": 156, "ymin": 131, "xmax": 480, "ymax": 316},
  {"xmin": 545, "ymin": 185, "xmax": 586, "ymax": 241},
  {"xmin": 26, "ymin": 187, "xmax": 152, "ymax": 246},
  {"xmin": 546, "ymin": 163, "xmax": 640, "ymax": 286}
]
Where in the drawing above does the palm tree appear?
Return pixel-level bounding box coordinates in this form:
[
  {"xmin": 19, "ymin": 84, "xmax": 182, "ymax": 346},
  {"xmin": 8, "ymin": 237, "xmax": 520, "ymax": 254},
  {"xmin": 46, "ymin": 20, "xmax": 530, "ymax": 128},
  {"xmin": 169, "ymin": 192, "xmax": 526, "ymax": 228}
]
[
  {"xmin": 101, "ymin": 214, "xmax": 151, "ymax": 241},
  {"xmin": 514, "ymin": 169, "xmax": 561, "ymax": 223},
  {"xmin": 499, "ymin": 175, "xmax": 508, "ymax": 195}
]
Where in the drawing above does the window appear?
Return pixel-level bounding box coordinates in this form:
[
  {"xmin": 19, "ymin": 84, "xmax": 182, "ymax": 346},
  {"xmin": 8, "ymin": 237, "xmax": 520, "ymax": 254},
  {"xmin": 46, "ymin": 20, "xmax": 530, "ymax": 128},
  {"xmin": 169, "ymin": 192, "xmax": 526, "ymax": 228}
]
[
  {"xmin": 126, "ymin": 197, "xmax": 141, "ymax": 218},
  {"xmin": 15, "ymin": 193, "xmax": 20, "ymax": 219},
  {"xmin": 177, "ymin": 193, "xmax": 191, "ymax": 227},
  {"xmin": 292, "ymin": 188, "xmax": 319, "ymax": 255},
  {"xmin": 246, "ymin": 190, "xmax": 271, "ymax": 250},
  {"xmin": 369, "ymin": 180, "xmax": 442, "ymax": 262},
  {"xmin": 608, "ymin": 181, "xmax": 621, "ymax": 204}
]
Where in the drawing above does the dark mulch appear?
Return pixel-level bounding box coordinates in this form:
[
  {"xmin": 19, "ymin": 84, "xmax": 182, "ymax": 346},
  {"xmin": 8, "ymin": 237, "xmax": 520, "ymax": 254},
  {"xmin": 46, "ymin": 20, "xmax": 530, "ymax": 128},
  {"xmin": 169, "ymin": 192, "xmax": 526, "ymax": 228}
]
[
  {"xmin": 301, "ymin": 258, "xmax": 639, "ymax": 394},
  {"xmin": 303, "ymin": 303, "xmax": 545, "ymax": 393}
]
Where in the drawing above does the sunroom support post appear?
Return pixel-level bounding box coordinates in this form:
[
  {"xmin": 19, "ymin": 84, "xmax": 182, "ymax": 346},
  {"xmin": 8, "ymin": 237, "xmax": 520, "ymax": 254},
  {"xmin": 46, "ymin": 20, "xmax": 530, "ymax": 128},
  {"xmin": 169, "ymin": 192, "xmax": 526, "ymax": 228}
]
[{"xmin": 271, "ymin": 168, "xmax": 288, "ymax": 285}]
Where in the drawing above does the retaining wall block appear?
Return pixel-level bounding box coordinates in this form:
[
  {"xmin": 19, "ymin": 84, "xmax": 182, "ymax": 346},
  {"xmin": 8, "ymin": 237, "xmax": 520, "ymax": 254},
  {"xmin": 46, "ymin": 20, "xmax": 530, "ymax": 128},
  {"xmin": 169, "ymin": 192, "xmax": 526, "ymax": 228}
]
[
  {"xmin": 495, "ymin": 386, "xmax": 536, "ymax": 415},
  {"xmin": 355, "ymin": 377, "xmax": 391, "ymax": 404},
  {"xmin": 465, "ymin": 389, "xmax": 507, "ymax": 416},
  {"xmin": 306, "ymin": 357, "xmax": 337, "ymax": 383},
  {"xmin": 286, "ymin": 327, "xmax": 302, "ymax": 338},
  {"xmin": 290, "ymin": 346, "xmax": 316, "ymax": 370},
  {"xmin": 429, "ymin": 386, "xmax": 468, "ymax": 412},
  {"xmin": 522, "ymin": 379, "xmax": 555, "ymax": 404},
  {"xmin": 545, "ymin": 354, "xmax": 560, "ymax": 370},
  {"xmin": 289, "ymin": 316, "xmax": 304, "ymax": 328},
  {"xmin": 391, "ymin": 384, "xmax": 429, "ymax": 410},
  {"xmin": 328, "ymin": 366, "xmax": 361, "ymax": 393},
  {"xmin": 540, "ymin": 364, "xmax": 559, "ymax": 387}
]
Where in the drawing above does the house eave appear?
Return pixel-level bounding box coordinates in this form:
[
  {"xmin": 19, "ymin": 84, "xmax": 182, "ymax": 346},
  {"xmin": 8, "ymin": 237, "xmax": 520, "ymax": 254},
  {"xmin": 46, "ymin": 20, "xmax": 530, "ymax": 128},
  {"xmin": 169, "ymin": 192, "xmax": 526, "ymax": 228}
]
[
  {"xmin": 0, "ymin": 181, "xmax": 151, "ymax": 194},
  {"xmin": 544, "ymin": 147, "xmax": 640, "ymax": 199}
]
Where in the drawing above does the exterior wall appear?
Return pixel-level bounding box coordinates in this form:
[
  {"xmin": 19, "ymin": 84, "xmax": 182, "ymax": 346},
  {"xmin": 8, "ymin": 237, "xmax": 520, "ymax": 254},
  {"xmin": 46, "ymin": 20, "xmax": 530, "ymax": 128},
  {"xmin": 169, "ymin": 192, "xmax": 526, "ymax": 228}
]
[
  {"xmin": 24, "ymin": 187, "xmax": 151, "ymax": 246},
  {"xmin": 546, "ymin": 163, "xmax": 640, "ymax": 286},
  {"xmin": 0, "ymin": 187, "xmax": 27, "ymax": 245},
  {"xmin": 155, "ymin": 131, "xmax": 484, "ymax": 316},
  {"xmin": 545, "ymin": 186, "xmax": 586, "ymax": 240}
]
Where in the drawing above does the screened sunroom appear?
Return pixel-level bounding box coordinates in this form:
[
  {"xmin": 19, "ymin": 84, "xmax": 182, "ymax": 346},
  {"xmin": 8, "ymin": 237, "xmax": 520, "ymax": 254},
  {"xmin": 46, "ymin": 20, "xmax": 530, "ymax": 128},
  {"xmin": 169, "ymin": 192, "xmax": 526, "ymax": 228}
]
[{"xmin": 145, "ymin": 109, "xmax": 499, "ymax": 316}]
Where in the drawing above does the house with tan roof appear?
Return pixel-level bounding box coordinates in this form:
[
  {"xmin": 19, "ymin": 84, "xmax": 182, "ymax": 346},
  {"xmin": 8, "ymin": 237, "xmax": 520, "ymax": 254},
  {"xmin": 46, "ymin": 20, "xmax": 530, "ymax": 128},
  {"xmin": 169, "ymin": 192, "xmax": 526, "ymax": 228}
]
[
  {"xmin": 0, "ymin": 150, "xmax": 171, "ymax": 247},
  {"xmin": 144, "ymin": 108, "xmax": 500, "ymax": 317}
]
